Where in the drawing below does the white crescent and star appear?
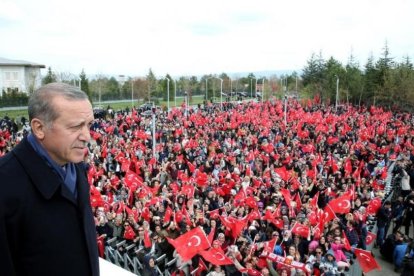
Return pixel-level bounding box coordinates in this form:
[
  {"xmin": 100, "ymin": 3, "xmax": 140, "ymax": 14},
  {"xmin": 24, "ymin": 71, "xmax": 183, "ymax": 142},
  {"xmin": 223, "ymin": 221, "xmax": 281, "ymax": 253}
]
[
  {"xmin": 359, "ymin": 252, "xmax": 372, "ymax": 263},
  {"xmin": 295, "ymin": 226, "xmax": 308, "ymax": 235},
  {"xmin": 338, "ymin": 199, "xmax": 351, "ymax": 210},
  {"xmin": 214, "ymin": 251, "xmax": 225, "ymax": 261},
  {"xmin": 188, "ymin": 235, "xmax": 201, "ymax": 247}
]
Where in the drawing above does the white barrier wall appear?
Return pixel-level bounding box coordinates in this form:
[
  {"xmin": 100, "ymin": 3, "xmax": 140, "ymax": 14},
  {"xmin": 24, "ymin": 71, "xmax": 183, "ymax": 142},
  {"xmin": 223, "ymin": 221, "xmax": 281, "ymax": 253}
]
[{"xmin": 100, "ymin": 258, "xmax": 136, "ymax": 276}]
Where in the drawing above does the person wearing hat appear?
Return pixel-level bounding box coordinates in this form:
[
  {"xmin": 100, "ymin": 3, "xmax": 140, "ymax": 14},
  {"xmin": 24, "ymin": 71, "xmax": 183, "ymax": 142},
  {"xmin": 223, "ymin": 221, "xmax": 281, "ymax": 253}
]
[{"xmin": 319, "ymin": 250, "xmax": 339, "ymax": 276}]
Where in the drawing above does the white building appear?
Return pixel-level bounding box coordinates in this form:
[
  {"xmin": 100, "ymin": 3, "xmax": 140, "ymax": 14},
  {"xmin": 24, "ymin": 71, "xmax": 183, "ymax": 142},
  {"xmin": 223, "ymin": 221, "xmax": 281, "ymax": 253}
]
[{"xmin": 0, "ymin": 57, "xmax": 45, "ymax": 96}]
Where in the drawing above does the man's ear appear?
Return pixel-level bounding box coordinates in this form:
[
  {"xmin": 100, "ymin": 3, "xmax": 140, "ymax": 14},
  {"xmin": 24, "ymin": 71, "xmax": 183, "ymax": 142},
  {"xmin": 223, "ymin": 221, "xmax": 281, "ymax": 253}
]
[{"xmin": 30, "ymin": 118, "xmax": 46, "ymax": 140}]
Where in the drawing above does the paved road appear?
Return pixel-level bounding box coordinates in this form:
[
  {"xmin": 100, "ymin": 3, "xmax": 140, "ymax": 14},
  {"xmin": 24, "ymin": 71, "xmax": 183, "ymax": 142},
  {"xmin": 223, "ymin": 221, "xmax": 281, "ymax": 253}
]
[{"xmin": 366, "ymin": 246, "xmax": 396, "ymax": 276}]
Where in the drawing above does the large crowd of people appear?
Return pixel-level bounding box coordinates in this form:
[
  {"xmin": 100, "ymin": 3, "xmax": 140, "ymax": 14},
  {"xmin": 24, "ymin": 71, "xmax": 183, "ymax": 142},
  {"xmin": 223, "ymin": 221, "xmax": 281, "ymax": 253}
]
[{"xmin": 2, "ymin": 97, "xmax": 414, "ymax": 275}]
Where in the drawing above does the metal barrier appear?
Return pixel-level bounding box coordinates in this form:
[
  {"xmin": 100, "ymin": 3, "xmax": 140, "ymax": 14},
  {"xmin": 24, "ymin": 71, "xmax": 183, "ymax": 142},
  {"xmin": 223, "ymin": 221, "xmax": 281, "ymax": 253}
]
[{"xmin": 103, "ymin": 241, "xmax": 179, "ymax": 275}]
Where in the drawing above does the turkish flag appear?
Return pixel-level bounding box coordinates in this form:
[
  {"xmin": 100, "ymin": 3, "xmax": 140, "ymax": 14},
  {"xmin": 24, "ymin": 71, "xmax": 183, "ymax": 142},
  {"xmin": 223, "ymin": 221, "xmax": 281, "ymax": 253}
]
[
  {"xmin": 144, "ymin": 229, "xmax": 152, "ymax": 248},
  {"xmin": 308, "ymin": 211, "xmax": 318, "ymax": 226},
  {"xmin": 187, "ymin": 161, "xmax": 195, "ymax": 173},
  {"xmin": 238, "ymin": 268, "xmax": 263, "ymax": 276},
  {"xmin": 344, "ymin": 158, "xmax": 353, "ymax": 177},
  {"xmin": 328, "ymin": 193, "xmax": 352, "ymax": 214},
  {"xmin": 354, "ymin": 248, "xmax": 381, "ymax": 273},
  {"xmin": 366, "ymin": 197, "xmax": 382, "ymax": 215},
  {"xmin": 196, "ymin": 172, "xmax": 209, "ymax": 187},
  {"xmin": 208, "ymin": 226, "xmax": 215, "ymax": 244},
  {"xmin": 164, "ymin": 206, "xmax": 173, "ymax": 223},
  {"xmin": 342, "ymin": 230, "xmax": 352, "ymax": 251},
  {"xmin": 270, "ymin": 218, "xmax": 284, "ymax": 230},
  {"xmin": 291, "ymin": 222, "xmax": 310, "ymax": 238},
  {"xmin": 274, "ymin": 167, "xmax": 289, "ymax": 181},
  {"xmin": 124, "ymin": 170, "xmax": 143, "ymax": 191},
  {"xmin": 262, "ymin": 209, "xmax": 275, "ymax": 222},
  {"xmin": 195, "ymin": 258, "xmax": 208, "ymax": 276},
  {"xmin": 123, "ymin": 225, "xmax": 136, "ymax": 240},
  {"xmin": 220, "ymin": 215, "xmax": 248, "ymax": 239},
  {"xmin": 280, "ymin": 188, "xmax": 292, "ymax": 207},
  {"xmin": 247, "ymin": 209, "xmax": 261, "ymax": 222},
  {"xmin": 166, "ymin": 227, "xmax": 211, "ymax": 261},
  {"xmin": 262, "ymin": 238, "xmax": 277, "ymax": 255},
  {"xmin": 294, "ymin": 193, "xmax": 302, "ymax": 210},
  {"xmin": 199, "ymin": 248, "xmax": 233, "ymax": 265},
  {"xmin": 322, "ymin": 205, "xmax": 336, "ymax": 223},
  {"xmin": 365, "ymin": 231, "xmax": 377, "ymax": 245},
  {"xmin": 181, "ymin": 184, "xmax": 195, "ymax": 198},
  {"xmin": 309, "ymin": 191, "xmax": 319, "ymax": 210},
  {"xmin": 208, "ymin": 208, "xmax": 221, "ymax": 219},
  {"xmin": 97, "ymin": 236, "xmax": 105, "ymax": 258}
]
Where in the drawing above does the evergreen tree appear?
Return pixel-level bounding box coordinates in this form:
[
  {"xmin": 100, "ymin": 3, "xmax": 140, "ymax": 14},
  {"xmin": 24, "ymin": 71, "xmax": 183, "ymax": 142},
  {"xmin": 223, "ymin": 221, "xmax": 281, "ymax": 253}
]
[
  {"xmin": 363, "ymin": 53, "xmax": 378, "ymax": 105},
  {"xmin": 323, "ymin": 57, "xmax": 343, "ymax": 104},
  {"xmin": 394, "ymin": 56, "xmax": 414, "ymax": 109},
  {"xmin": 79, "ymin": 69, "xmax": 92, "ymax": 103},
  {"xmin": 345, "ymin": 53, "xmax": 364, "ymax": 105},
  {"xmin": 146, "ymin": 68, "xmax": 157, "ymax": 102},
  {"xmin": 375, "ymin": 41, "xmax": 395, "ymax": 106},
  {"xmin": 42, "ymin": 67, "xmax": 57, "ymax": 84}
]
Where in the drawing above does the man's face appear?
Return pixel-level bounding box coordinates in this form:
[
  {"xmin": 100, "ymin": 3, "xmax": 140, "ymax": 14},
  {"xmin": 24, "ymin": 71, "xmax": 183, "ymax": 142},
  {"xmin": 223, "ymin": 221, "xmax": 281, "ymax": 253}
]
[{"xmin": 39, "ymin": 96, "xmax": 93, "ymax": 165}]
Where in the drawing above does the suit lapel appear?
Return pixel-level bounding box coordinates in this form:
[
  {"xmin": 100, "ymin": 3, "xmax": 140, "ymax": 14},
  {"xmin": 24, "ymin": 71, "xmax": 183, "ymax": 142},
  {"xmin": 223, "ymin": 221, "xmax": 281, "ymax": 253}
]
[
  {"xmin": 13, "ymin": 138, "xmax": 78, "ymax": 205},
  {"xmin": 75, "ymin": 164, "xmax": 100, "ymax": 276}
]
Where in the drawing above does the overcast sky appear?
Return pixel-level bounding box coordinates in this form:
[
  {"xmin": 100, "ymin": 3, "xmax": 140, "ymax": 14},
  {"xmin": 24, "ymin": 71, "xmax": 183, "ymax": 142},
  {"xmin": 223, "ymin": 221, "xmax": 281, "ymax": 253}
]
[{"xmin": 0, "ymin": 0, "xmax": 413, "ymax": 78}]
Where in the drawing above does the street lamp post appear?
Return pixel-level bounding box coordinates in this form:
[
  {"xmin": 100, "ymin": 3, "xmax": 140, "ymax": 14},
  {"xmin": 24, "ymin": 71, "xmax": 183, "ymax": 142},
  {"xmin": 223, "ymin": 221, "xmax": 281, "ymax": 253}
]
[
  {"xmin": 229, "ymin": 77, "xmax": 232, "ymax": 99},
  {"xmin": 205, "ymin": 78, "xmax": 208, "ymax": 101},
  {"xmin": 335, "ymin": 75, "xmax": 339, "ymax": 112},
  {"xmin": 295, "ymin": 75, "xmax": 298, "ymax": 93},
  {"xmin": 165, "ymin": 77, "xmax": 170, "ymax": 111},
  {"xmin": 284, "ymin": 94, "xmax": 287, "ymax": 126},
  {"xmin": 131, "ymin": 78, "xmax": 134, "ymax": 108},
  {"xmin": 249, "ymin": 77, "xmax": 256, "ymax": 99},
  {"xmin": 219, "ymin": 78, "xmax": 223, "ymax": 110},
  {"xmin": 152, "ymin": 107, "xmax": 156, "ymax": 157},
  {"xmin": 255, "ymin": 79, "xmax": 258, "ymax": 100},
  {"xmin": 98, "ymin": 79, "xmax": 102, "ymax": 107},
  {"xmin": 174, "ymin": 79, "xmax": 177, "ymax": 108},
  {"xmin": 262, "ymin": 78, "xmax": 265, "ymax": 104}
]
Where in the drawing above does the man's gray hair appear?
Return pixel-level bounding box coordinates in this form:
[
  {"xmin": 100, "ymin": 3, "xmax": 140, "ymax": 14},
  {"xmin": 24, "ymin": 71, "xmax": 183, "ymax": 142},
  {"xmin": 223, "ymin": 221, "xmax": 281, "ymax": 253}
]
[{"xmin": 28, "ymin": 82, "xmax": 89, "ymax": 125}]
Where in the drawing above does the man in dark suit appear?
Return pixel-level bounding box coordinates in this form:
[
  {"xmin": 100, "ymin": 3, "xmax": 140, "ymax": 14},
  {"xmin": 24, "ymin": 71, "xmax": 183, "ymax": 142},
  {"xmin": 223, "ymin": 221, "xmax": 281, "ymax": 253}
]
[{"xmin": 0, "ymin": 83, "xmax": 99, "ymax": 276}]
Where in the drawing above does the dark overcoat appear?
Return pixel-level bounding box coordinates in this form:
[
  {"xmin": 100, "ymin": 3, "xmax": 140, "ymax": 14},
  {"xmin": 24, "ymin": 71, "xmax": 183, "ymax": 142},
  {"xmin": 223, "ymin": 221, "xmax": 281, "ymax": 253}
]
[{"xmin": 0, "ymin": 138, "xmax": 99, "ymax": 276}]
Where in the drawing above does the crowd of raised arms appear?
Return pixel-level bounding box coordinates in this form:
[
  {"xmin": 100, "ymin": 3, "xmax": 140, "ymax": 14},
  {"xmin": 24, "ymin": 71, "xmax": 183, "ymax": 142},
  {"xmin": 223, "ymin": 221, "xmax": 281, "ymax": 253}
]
[{"xmin": 2, "ymin": 98, "xmax": 414, "ymax": 276}]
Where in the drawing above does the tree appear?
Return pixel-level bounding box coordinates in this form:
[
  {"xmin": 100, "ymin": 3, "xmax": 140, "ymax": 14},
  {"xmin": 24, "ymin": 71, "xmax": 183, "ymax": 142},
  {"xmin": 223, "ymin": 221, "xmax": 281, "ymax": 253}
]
[
  {"xmin": 107, "ymin": 77, "xmax": 120, "ymax": 99},
  {"xmin": 324, "ymin": 57, "xmax": 344, "ymax": 104},
  {"xmin": 345, "ymin": 54, "xmax": 364, "ymax": 106},
  {"xmin": 189, "ymin": 76, "xmax": 199, "ymax": 96},
  {"xmin": 301, "ymin": 52, "xmax": 326, "ymax": 102},
  {"xmin": 79, "ymin": 69, "xmax": 92, "ymax": 103},
  {"xmin": 42, "ymin": 67, "xmax": 57, "ymax": 85},
  {"xmin": 375, "ymin": 41, "xmax": 395, "ymax": 107},
  {"xmin": 363, "ymin": 53, "xmax": 378, "ymax": 106},
  {"xmin": 394, "ymin": 56, "xmax": 414, "ymax": 110},
  {"xmin": 161, "ymin": 74, "xmax": 173, "ymax": 101},
  {"xmin": 146, "ymin": 68, "xmax": 157, "ymax": 102}
]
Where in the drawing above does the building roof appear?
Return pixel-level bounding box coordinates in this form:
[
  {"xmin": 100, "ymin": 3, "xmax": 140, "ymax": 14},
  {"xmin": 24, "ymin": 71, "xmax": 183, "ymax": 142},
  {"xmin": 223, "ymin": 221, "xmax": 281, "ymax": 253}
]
[{"xmin": 0, "ymin": 57, "xmax": 45, "ymax": 68}]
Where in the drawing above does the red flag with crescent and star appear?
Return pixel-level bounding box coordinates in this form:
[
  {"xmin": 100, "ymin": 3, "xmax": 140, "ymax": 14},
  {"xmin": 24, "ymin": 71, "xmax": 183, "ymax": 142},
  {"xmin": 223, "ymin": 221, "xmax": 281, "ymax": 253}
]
[
  {"xmin": 366, "ymin": 197, "xmax": 382, "ymax": 215},
  {"xmin": 328, "ymin": 193, "xmax": 352, "ymax": 214},
  {"xmin": 291, "ymin": 222, "xmax": 310, "ymax": 238},
  {"xmin": 166, "ymin": 227, "xmax": 211, "ymax": 261},
  {"xmin": 198, "ymin": 247, "xmax": 233, "ymax": 265},
  {"xmin": 354, "ymin": 248, "xmax": 381, "ymax": 273},
  {"xmin": 365, "ymin": 231, "xmax": 377, "ymax": 245}
]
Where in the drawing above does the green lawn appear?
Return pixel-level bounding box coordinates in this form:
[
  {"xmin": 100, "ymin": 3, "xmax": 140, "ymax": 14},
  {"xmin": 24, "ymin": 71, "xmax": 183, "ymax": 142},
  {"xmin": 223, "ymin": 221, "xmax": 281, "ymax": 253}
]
[
  {"xmin": 0, "ymin": 108, "xmax": 28, "ymax": 120},
  {"xmin": 0, "ymin": 96, "xmax": 207, "ymax": 120}
]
